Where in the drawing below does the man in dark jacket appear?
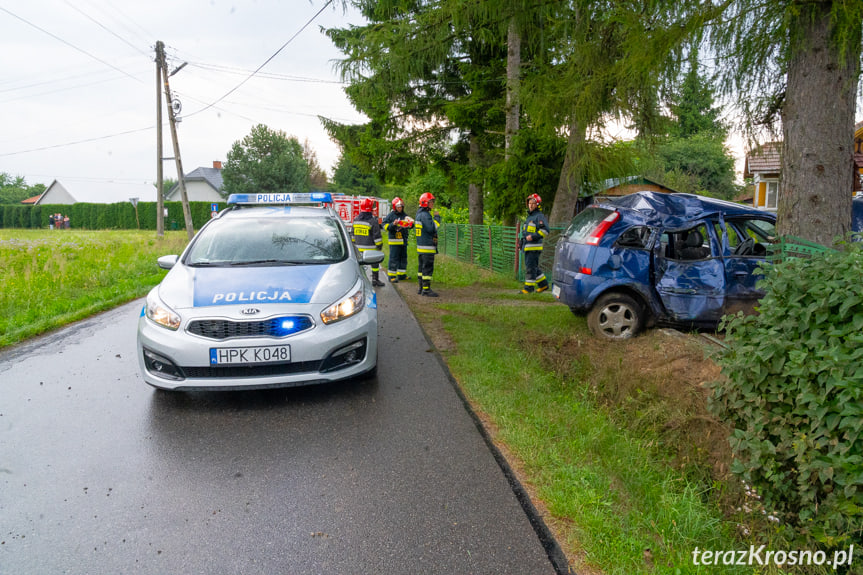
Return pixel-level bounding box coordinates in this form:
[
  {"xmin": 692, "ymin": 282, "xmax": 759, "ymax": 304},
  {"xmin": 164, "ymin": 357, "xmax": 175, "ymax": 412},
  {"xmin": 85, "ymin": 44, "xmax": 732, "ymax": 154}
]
[
  {"xmin": 382, "ymin": 197, "xmax": 414, "ymax": 283},
  {"xmin": 352, "ymin": 198, "xmax": 385, "ymax": 287},
  {"xmin": 520, "ymin": 193, "xmax": 549, "ymax": 294},
  {"xmin": 415, "ymin": 193, "xmax": 439, "ymax": 297}
]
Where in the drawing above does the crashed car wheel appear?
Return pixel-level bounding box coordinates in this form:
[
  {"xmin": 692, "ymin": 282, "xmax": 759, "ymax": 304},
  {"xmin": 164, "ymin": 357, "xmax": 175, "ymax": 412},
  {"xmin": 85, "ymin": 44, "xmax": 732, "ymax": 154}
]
[{"xmin": 587, "ymin": 293, "xmax": 642, "ymax": 340}]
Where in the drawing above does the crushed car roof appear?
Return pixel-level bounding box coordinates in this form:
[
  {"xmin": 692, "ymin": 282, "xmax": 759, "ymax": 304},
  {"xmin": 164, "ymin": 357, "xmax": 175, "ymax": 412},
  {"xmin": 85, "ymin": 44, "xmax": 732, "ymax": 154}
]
[{"xmin": 597, "ymin": 191, "xmax": 775, "ymax": 229}]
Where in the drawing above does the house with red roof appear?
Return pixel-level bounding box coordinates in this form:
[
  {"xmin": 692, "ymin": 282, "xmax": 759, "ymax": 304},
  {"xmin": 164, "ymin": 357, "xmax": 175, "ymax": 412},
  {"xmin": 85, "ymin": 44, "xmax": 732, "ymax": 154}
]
[{"xmin": 746, "ymin": 121, "xmax": 863, "ymax": 211}]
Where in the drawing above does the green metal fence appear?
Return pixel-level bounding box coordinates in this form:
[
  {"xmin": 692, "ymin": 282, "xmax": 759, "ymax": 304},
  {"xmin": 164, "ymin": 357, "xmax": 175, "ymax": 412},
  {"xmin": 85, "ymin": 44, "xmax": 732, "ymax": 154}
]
[
  {"xmin": 438, "ymin": 223, "xmax": 567, "ymax": 281},
  {"xmin": 769, "ymin": 235, "xmax": 836, "ymax": 262}
]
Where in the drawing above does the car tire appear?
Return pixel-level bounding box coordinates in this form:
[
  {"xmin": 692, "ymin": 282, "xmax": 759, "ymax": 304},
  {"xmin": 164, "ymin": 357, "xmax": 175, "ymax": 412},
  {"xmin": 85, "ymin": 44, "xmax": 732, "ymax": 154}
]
[{"xmin": 587, "ymin": 293, "xmax": 643, "ymax": 340}]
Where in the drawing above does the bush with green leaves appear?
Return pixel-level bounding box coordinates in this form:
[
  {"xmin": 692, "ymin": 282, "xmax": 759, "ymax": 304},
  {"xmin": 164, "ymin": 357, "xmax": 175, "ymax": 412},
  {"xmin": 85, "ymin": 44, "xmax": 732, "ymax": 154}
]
[{"xmin": 708, "ymin": 244, "xmax": 863, "ymax": 547}]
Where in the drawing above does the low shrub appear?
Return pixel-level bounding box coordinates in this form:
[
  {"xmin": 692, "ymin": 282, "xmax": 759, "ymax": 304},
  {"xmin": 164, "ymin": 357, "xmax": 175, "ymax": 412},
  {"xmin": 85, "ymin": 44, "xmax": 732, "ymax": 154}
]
[{"xmin": 708, "ymin": 244, "xmax": 863, "ymax": 548}]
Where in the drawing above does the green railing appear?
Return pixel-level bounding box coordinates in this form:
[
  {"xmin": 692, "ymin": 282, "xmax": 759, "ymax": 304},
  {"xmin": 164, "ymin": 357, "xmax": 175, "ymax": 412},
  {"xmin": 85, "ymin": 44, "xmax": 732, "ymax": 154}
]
[
  {"xmin": 768, "ymin": 235, "xmax": 836, "ymax": 262},
  {"xmin": 438, "ymin": 223, "xmax": 567, "ymax": 281}
]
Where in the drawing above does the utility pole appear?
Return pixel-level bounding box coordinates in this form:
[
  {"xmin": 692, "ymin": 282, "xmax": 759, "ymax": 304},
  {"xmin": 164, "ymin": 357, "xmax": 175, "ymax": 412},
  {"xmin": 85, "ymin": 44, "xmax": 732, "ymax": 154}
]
[
  {"xmin": 156, "ymin": 40, "xmax": 194, "ymax": 240},
  {"xmin": 155, "ymin": 42, "xmax": 164, "ymax": 237}
]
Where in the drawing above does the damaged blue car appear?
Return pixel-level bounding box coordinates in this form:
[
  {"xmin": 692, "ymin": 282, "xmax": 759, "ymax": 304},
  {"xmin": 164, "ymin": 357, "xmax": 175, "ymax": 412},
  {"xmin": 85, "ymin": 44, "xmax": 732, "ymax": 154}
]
[{"xmin": 551, "ymin": 192, "xmax": 777, "ymax": 340}]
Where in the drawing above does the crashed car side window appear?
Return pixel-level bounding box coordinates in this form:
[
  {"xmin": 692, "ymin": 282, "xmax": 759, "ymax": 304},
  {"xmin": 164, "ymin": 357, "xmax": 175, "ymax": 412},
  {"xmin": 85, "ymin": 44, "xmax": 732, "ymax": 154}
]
[
  {"xmin": 662, "ymin": 224, "xmax": 712, "ymax": 261},
  {"xmin": 614, "ymin": 226, "xmax": 651, "ymax": 249},
  {"xmin": 714, "ymin": 222, "xmax": 741, "ymax": 249}
]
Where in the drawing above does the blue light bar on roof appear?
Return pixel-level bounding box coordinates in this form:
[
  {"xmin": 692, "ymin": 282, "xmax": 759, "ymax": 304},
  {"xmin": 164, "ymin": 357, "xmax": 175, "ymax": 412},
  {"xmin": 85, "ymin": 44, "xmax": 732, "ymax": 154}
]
[{"xmin": 227, "ymin": 192, "xmax": 333, "ymax": 205}]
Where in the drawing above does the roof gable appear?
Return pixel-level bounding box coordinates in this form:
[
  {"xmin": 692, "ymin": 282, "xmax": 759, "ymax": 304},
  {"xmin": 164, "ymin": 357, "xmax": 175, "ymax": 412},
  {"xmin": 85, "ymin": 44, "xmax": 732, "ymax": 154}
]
[
  {"xmin": 744, "ymin": 142, "xmax": 782, "ymax": 177},
  {"xmin": 168, "ymin": 166, "xmax": 224, "ymax": 197},
  {"xmin": 37, "ymin": 179, "xmax": 156, "ymax": 204}
]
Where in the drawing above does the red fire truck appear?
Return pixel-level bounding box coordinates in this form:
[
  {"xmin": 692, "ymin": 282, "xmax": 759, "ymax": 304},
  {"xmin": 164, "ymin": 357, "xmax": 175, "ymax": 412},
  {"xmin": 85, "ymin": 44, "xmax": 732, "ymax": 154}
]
[{"xmin": 330, "ymin": 194, "xmax": 391, "ymax": 230}]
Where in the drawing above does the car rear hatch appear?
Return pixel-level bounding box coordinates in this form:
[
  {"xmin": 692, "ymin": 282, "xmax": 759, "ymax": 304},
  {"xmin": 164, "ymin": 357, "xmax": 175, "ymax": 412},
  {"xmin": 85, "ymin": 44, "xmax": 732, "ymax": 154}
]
[{"xmin": 553, "ymin": 206, "xmax": 620, "ymax": 277}]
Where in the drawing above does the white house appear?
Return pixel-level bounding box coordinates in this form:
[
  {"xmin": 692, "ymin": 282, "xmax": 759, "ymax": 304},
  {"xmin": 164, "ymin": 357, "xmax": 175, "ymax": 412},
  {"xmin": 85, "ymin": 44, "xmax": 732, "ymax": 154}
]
[
  {"xmin": 165, "ymin": 161, "xmax": 224, "ymax": 202},
  {"xmin": 34, "ymin": 179, "xmax": 157, "ymax": 205}
]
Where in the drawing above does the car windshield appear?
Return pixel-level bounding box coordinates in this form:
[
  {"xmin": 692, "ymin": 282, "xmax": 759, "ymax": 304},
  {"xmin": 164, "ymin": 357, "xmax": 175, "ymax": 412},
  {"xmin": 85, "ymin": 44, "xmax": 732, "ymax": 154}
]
[{"xmin": 185, "ymin": 216, "xmax": 347, "ymax": 266}]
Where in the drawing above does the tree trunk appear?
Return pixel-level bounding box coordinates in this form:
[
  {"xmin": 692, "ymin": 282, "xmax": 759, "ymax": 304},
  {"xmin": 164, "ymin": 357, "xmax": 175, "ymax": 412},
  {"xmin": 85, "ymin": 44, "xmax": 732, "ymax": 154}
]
[
  {"xmin": 547, "ymin": 117, "xmax": 586, "ymax": 226},
  {"xmin": 505, "ymin": 17, "xmax": 521, "ymax": 161},
  {"xmin": 468, "ymin": 132, "xmax": 484, "ymax": 225},
  {"xmin": 778, "ymin": 2, "xmax": 861, "ymax": 246}
]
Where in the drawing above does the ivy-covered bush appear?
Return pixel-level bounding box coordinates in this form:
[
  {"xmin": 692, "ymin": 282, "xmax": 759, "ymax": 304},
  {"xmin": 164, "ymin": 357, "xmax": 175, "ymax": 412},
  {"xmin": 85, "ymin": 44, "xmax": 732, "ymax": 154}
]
[{"xmin": 708, "ymin": 244, "xmax": 863, "ymax": 547}]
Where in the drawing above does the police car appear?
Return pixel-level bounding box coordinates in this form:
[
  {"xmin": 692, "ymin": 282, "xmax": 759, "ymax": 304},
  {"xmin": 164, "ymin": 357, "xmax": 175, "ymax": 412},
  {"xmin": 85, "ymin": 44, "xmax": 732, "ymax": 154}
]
[{"xmin": 137, "ymin": 192, "xmax": 384, "ymax": 391}]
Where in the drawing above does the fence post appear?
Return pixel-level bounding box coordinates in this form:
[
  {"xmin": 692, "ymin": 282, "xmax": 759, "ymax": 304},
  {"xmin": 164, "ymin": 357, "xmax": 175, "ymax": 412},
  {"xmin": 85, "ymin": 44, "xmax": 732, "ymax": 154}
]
[
  {"xmin": 488, "ymin": 226, "xmax": 493, "ymax": 272},
  {"xmin": 514, "ymin": 222, "xmax": 521, "ymax": 279}
]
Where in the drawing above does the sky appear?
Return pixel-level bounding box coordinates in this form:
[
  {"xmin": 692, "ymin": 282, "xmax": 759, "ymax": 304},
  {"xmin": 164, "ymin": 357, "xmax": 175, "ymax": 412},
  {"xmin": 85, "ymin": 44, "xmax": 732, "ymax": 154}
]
[{"xmin": 0, "ymin": 0, "xmax": 367, "ymax": 190}]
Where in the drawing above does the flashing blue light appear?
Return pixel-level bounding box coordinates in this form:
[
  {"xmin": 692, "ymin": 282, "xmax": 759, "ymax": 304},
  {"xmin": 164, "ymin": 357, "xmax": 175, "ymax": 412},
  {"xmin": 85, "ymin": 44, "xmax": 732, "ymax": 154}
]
[
  {"xmin": 269, "ymin": 315, "xmax": 314, "ymax": 337},
  {"xmin": 227, "ymin": 192, "xmax": 333, "ymax": 205}
]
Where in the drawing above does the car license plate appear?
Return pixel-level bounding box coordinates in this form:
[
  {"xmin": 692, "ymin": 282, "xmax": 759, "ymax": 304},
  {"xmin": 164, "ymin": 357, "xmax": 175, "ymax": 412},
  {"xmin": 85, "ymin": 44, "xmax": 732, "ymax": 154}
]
[
  {"xmin": 552, "ymin": 284, "xmax": 561, "ymax": 298},
  {"xmin": 209, "ymin": 345, "xmax": 291, "ymax": 365}
]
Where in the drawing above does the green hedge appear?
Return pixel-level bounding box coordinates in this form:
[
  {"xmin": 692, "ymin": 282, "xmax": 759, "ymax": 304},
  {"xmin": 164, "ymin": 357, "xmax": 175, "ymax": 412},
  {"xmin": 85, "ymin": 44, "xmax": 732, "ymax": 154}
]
[
  {"xmin": 0, "ymin": 201, "xmax": 227, "ymax": 230},
  {"xmin": 708, "ymin": 243, "xmax": 863, "ymax": 548}
]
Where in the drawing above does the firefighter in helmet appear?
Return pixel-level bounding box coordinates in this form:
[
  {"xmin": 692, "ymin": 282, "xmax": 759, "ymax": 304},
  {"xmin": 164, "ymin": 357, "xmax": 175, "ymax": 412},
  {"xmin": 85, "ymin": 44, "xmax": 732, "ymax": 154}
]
[
  {"xmin": 520, "ymin": 193, "xmax": 549, "ymax": 294},
  {"xmin": 415, "ymin": 192, "xmax": 439, "ymax": 297},
  {"xmin": 382, "ymin": 197, "xmax": 414, "ymax": 282},
  {"xmin": 352, "ymin": 197, "xmax": 385, "ymax": 287}
]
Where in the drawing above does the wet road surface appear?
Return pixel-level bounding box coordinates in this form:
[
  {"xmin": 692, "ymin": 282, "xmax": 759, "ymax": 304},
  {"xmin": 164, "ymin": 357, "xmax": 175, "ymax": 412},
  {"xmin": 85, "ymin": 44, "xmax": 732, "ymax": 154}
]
[{"xmin": 0, "ymin": 284, "xmax": 561, "ymax": 574}]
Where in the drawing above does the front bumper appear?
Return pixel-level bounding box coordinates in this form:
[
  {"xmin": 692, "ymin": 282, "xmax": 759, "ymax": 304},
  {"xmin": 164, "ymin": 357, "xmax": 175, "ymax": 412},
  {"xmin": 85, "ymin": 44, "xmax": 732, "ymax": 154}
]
[{"xmin": 137, "ymin": 304, "xmax": 377, "ymax": 391}]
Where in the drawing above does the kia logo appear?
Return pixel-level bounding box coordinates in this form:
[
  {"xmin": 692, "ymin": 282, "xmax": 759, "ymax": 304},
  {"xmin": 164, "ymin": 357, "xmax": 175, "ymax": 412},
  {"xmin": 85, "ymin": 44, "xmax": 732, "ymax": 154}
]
[{"xmin": 240, "ymin": 308, "xmax": 260, "ymax": 315}]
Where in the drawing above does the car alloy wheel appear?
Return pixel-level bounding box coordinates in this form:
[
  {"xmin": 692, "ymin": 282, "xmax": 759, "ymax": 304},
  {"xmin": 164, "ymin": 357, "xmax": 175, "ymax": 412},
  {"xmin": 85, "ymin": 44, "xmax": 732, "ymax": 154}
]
[{"xmin": 587, "ymin": 293, "xmax": 642, "ymax": 340}]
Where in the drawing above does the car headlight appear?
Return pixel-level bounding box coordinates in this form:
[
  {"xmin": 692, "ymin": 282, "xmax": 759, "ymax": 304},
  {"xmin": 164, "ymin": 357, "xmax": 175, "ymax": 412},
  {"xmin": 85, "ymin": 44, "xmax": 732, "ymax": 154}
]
[
  {"xmin": 321, "ymin": 287, "xmax": 365, "ymax": 324},
  {"xmin": 146, "ymin": 291, "xmax": 181, "ymax": 330}
]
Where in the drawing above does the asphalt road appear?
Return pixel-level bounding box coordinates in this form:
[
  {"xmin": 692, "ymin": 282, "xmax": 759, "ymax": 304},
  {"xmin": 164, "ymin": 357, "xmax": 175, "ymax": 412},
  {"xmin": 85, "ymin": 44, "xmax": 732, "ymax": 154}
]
[{"xmin": 0, "ymin": 283, "xmax": 564, "ymax": 574}]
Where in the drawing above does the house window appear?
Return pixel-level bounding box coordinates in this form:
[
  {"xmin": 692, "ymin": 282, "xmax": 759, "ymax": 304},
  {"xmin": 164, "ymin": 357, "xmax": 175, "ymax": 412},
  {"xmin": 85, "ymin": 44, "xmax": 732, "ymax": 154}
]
[{"xmin": 764, "ymin": 181, "xmax": 778, "ymax": 210}]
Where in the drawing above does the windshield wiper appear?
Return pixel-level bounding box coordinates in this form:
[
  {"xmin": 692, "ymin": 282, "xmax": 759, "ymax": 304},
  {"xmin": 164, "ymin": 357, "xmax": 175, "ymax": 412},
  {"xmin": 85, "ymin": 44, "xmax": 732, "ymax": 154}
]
[{"xmin": 229, "ymin": 259, "xmax": 302, "ymax": 266}]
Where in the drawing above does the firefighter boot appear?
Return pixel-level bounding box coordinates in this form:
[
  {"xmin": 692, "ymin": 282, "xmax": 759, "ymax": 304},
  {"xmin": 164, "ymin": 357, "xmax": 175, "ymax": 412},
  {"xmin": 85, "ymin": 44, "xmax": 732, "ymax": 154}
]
[
  {"xmin": 418, "ymin": 276, "xmax": 424, "ymax": 295},
  {"xmin": 536, "ymin": 274, "xmax": 549, "ymax": 293},
  {"xmin": 371, "ymin": 270, "xmax": 385, "ymax": 287},
  {"xmin": 422, "ymin": 279, "xmax": 439, "ymax": 297}
]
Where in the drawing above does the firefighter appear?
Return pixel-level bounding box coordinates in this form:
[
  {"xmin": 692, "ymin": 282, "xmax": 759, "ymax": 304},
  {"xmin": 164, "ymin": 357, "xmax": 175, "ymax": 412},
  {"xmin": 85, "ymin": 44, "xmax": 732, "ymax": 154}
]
[
  {"xmin": 352, "ymin": 197, "xmax": 385, "ymax": 287},
  {"xmin": 415, "ymin": 192, "xmax": 439, "ymax": 297},
  {"xmin": 382, "ymin": 197, "xmax": 414, "ymax": 283},
  {"xmin": 520, "ymin": 193, "xmax": 549, "ymax": 294}
]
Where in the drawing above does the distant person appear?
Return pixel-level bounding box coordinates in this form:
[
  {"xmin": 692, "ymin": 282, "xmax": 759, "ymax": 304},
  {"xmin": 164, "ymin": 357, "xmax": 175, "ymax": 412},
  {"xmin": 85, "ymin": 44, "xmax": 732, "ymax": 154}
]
[
  {"xmin": 48, "ymin": 214, "xmax": 55, "ymax": 230},
  {"xmin": 415, "ymin": 193, "xmax": 440, "ymax": 297},
  {"xmin": 351, "ymin": 198, "xmax": 384, "ymax": 287},
  {"xmin": 63, "ymin": 215, "xmax": 70, "ymax": 229},
  {"xmin": 520, "ymin": 194, "xmax": 549, "ymax": 294},
  {"xmin": 381, "ymin": 197, "xmax": 413, "ymax": 283}
]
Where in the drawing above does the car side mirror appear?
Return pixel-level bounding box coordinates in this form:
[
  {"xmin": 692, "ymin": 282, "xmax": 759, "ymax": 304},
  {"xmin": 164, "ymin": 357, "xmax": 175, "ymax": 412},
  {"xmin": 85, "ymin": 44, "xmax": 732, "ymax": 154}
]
[
  {"xmin": 359, "ymin": 250, "xmax": 385, "ymax": 266},
  {"xmin": 157, "ymin": 255, "xmax": 179, "ymax": 270}
]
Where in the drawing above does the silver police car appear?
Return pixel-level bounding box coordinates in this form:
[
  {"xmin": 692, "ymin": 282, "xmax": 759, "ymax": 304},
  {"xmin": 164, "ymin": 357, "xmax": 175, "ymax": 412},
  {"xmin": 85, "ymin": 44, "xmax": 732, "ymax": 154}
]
[{"xmin": 137, "ymin": 192, "xmax": 384, "ymax": 391}]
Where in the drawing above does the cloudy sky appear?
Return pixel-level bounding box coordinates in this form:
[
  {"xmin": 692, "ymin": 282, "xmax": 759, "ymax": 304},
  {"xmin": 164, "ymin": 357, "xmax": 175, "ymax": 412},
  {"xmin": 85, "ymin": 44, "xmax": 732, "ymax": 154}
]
[{"xmin": 0, "ymin": 0, "xmax": 366, "ymax": 189}]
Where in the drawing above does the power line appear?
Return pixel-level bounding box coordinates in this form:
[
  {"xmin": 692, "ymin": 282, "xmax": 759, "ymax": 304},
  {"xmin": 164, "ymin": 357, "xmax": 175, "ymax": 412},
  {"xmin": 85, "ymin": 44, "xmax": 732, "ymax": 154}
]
[
  {"xmin": 0, "ymin": 5, "xmax": 144, "ymax": 83},
  {"xmin": 0, "ymin": 126, "xmax": 153, "ymax": 158},
  {"xmin": 64, "ymin": 0, "xmax": 152, "ymax": 59},
  {"xmin": 186, "ymin": 61, "xmax": 344, "ymax": 84},
  {"xmin": 184, "ymin": 0, "xmax": 335, "ymax": 119}
]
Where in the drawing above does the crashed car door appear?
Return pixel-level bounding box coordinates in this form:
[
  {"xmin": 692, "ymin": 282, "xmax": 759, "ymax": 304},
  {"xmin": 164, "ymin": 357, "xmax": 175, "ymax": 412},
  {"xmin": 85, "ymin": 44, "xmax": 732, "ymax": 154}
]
[
  {"xmin": 718, "ymin": 216, "xmax": 775, "ymax": 316},
  {"xmin": 652, "ymin": 223, "xmax": 727, "ymax": 324}
]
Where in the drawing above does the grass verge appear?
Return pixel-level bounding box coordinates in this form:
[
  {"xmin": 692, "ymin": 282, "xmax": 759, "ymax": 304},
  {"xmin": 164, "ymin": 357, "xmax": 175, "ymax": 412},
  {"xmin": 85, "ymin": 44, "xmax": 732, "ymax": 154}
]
[
  {"xmin": 0, "ymin": 229, "xmax": 188, "ymax": 348},
  {"xmin": 394, "ymin": 250, "xmax": 812, "ymax": 574}
]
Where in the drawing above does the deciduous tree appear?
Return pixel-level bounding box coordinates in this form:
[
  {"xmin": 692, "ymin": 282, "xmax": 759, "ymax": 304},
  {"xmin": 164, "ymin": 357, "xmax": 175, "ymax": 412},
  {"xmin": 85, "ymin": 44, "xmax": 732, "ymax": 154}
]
[{"xmin": 222, "ymin": 125, "xmax": 310, "ymax": 195}]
